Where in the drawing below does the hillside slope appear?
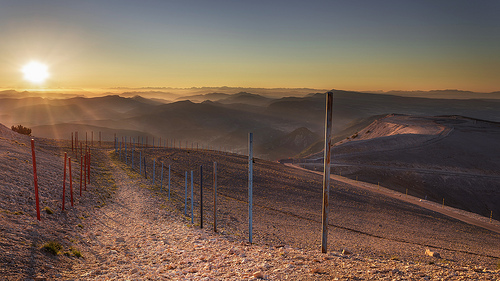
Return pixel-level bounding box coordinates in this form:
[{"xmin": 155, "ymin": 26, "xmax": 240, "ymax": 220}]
[{"xmin": 303, "ymin": 115, "xmax": 500, "ymax": 218}]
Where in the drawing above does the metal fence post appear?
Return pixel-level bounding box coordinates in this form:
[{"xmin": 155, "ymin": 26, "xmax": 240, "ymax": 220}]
[
  {"xmin": 200, "ymin": 165, "xmax": 203, "ymax": 229},
  {"xmin": 248, "ymin": 132, "xmax": 253, "ymax": 244},
  {"xmin": 214, "ymin": 162, "xmax": 217, "ymax": 232},
  {"xmin": 191, "ymin": 170, "xmax": 194, "ymax": 225},
  {"xmin": 321, "ymin": 92, "xmax": 334, "ymax": 253}
]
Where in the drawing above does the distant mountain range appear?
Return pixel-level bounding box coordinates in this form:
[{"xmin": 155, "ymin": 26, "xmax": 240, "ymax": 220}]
[{"xmin": 1, "ymin": 89, "xmax": 500, "ymax": 160}]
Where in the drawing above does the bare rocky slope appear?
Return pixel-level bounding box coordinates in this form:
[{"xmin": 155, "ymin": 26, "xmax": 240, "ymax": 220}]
[
  {"xmin": 1, "ymin": 123, "xmax": 499, "ymax": 280},
  {"xmin": 302, "ymin": 114, "xmax": 500, "ymax": 219}
]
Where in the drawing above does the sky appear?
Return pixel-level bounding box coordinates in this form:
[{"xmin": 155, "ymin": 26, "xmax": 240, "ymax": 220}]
[{"xmin": 0, "ymin": 0, "xmax": 499, "ymax": 92}]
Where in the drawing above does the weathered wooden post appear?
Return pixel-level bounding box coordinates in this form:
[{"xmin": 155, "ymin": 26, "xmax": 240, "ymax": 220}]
[
  {"xmin": 191, "ymin": 170, "xmax": 194, "ymax": 224},
  {"xmin": 248, "ymin": 132, "xmax": 253, "ymax": 243},
  {"xmin": 321, "ymin": 92, "xmax": 334, "ymax": 253},
  {"xmin": 153, "ymin": 159, "xmax": 156, "ymax": 184},
  {"xmin": 80, "ymin": 155, "xmax": 83, "ymax": 196},
  {"xmin": 132, "ymin": 140, "xmax": 135, "ymax": 168},
  {"xmin": 143, "ymin": 157, "xmax": 147, "ymax": 179},
  {"xmin": 184, "ymin": 171, "xmax": 188, "ymax": 216},
  {"xmin": 200, "ymin": 165, "xmax": 203, "ymax": 229},
  {"xmin": 91, "ymin": 131, "xmax": 94, "ymax": 147},
  {"xmin": 125, "ymin": 138, "xmax": 128, "ymax": 165},
  {"xmin": 71, "ymin": 132, "xmax": 74, "ymax": 152},
  {"xmin": 168, "ymin": 166, "xmax": 171, "ymax": 199},
  {"xmin": 160, "ymin": 162, "xmax": 164, "ymax": 190},
  {"xmin": 31, "ymin": 139, "xmax": 40, "ymax": 221},
  {"xmin": 213, "ymin": 162, "xmax": 217, "ymax": 232},
  {"xmin": 139, "ymin": 151, "xmax": 142, "ymax": 174}
]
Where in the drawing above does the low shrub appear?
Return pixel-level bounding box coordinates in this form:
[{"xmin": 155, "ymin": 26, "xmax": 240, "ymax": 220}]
[
  {"xmin": 41, "ymin": 241, "xmax": 62, "ymax": 255},
  {"xmin": 11, "ymin": 125, "xmax": 32, "ymax": 136}
]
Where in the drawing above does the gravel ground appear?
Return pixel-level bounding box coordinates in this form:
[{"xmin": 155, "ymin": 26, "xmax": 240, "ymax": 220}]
[{"xmin": 1, "ymin": 125, "xmax": 499, "ymax": 280}]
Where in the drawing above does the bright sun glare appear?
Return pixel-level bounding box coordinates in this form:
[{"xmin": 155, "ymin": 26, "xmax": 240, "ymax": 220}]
[{"xmin": 22, "ymin": 61, "xmax": 49, "ymax": 83}]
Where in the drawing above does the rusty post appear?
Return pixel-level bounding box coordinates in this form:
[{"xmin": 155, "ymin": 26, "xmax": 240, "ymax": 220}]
[
  {"xmin": 31, "ymin": 139, "xmax": 40, "ymax": 221},
  {"xmin": 62, "ymin": 152, "xmax": 67, "ymax": 211},
  {"xmin": 80, "ymin": 155, "xmax": 83, "ymax": 196},
  {"xmin": 321, "ymin": 92, "xmax": 333, "ymax": 253},
  {"xmin": 87, "ymin": 148, "xmax": 91, "ymax": 184},
  {"xmin": 84, "ymin": 154, "xmax": 87, "ymax": 191},
  {"xmin": 69, "ymin": 157, "xmax": 73, "ymax": 206}
]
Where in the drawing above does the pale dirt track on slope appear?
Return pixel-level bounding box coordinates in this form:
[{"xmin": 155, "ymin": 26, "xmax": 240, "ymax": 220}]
[{"xmin": 287, "ymin": 163, "xmax": 500, "ymax": 235}]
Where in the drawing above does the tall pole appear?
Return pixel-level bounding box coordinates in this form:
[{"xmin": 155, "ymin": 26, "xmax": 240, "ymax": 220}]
[
  {"xmin": 69, "ymin": 157, "xmax": 73, "ymax": 207},
  {"xmin": 62, "ymin": 152, "xmax": 67, "ymax": 211},
  {"xmin": 184, "ymin": 171, "xmax": 188, "ymax": 216},
  {"xmin": 213, "ymin": 162, "xmax": 217, "ymax": 232},
  {"xmin": 31, "ymin": 139, "xmax": 40, "ymax": 221},
  {"xmin": 191, "ymin": 170, "xmax": 194, "ymax": 225},
  {"xmin": 200, "ymin": 165, "xmax": 203, "ymax": 229},
  {"xmin": 321, "ymin": 92, "xmax": 334, "ymax": 253},
  {"xmin": 248, "ymin": 132, "xmax": 253, "ymax": 244}
]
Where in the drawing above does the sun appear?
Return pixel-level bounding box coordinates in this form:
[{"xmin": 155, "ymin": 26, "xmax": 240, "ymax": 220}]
[{"xmin": 22, "ymin": 61, "xmax": 49, "ymax": 83}]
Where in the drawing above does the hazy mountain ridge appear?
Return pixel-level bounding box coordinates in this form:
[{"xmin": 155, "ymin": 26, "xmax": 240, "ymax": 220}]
[{"xmin": 2, "ymin": 89, "xmax": 500, "ymax": 159}]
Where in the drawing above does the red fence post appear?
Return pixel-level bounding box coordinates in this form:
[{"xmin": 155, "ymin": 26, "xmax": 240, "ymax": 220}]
[
  {"xmin": 87, "ymin": 149, "xmax": 91, "ymax": 184},
  {"xmin": 62, "ymin": 152, "xmax": 67, "ymax": 211},
  {"xmin": 84, "ymin": 154, "xmax": 87, "ymax": 191},
  {"xmin": 69, "ymin": 157, "xmax": 73, "ymax": 207},
  {"xmin": 31, "ymin": 139, "xmax": 40, "ymax": 221},
  {"xmin": 71, "ymin": 132, "xmax": 74, "ymax": 152}
]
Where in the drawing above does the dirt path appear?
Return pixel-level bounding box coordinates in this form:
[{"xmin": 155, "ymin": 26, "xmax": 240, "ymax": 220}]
[
  {"xmin": 65, "ymin": 152, "xmax": 500, "ymax": 280},
  {"xmin": 287, "ymin": 163, "xmax": 500, "ymax": 235}
]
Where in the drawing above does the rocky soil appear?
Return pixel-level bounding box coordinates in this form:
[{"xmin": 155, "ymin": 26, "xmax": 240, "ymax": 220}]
[{"xmin": 1, "ymin": 124, "xmax": 499, "ymax": 280}]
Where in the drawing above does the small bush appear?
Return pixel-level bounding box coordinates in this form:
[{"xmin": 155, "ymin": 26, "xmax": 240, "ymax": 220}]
[
  {"xmin": 11, "ymin": 125, "xmax": 32, "ymax": 136},
  {"xmin": 41, "ymin": 241, "xmax": 62, "ymax": 255},
  {"xmin": 77, "ymin": 224, "xmax": 83, "ymax": 228},
  {"xmin": 70, "ymin": 247, "xmax": 83, "ymax": 258}
]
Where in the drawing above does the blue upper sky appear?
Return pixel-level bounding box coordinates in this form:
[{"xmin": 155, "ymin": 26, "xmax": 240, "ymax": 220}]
[{"xmin": 1, "ymin": 0, "xmax": 499, "ymax": 91}]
